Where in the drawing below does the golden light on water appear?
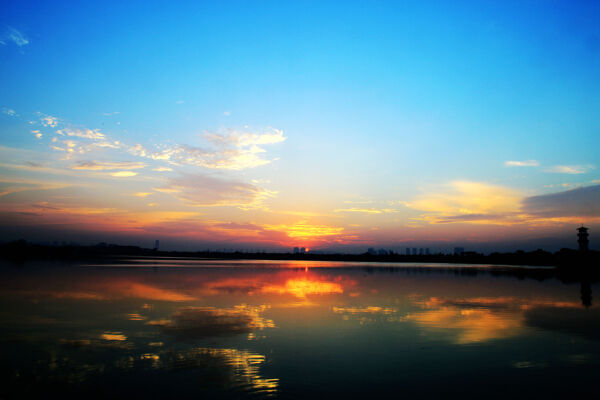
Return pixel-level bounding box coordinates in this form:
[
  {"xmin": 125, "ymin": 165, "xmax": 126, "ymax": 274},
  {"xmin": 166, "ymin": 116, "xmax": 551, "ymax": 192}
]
[
  {"xmin": 198, "ymin": 348, "xmax": 279, "ymax": 394},
  {"xmin": 405, "ymin": 307, "xmax": 525, "ymax": 344},
  {"xmin": 404, "ymin": 295, "xmax": 587, "ymax": 344},
  {"xmin": 262, "ymin": 277, "xmax": 344, "ymax": 298},
  {"xmin": 332, "ymin": 306, "xmax": 396, "ymax": 315},
  {"xmin": 101, "ymin": 332, "xmax": 127, "ymax": 341}
]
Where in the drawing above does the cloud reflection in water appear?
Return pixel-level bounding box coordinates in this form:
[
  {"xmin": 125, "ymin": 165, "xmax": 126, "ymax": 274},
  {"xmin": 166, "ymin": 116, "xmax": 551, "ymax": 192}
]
[
  {"xmin": 404, "ymin": 295, "xmax": 590, "ymax": 344},
  {"xmin": 148, "ymin": 305, "xmax": 275, "ymax": 340}
]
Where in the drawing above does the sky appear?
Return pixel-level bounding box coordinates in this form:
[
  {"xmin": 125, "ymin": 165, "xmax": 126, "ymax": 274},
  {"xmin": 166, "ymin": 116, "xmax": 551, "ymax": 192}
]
[{"xmin": 0, "ymin": 0, "xmax": 599, "ymax": 252}]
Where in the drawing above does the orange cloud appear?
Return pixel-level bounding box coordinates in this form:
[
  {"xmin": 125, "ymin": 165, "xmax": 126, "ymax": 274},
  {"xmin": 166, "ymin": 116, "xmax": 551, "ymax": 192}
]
[
  {"xmin": 264, "ymin": 220, "xmax": 344, "ymax": 240},
  {"xmin": 407, "ymin": 181, "xmax": 523, "ymax": 225},
  {"xmin": 111, "ymin": 171, "xmax": 138, "ymax": 177}
]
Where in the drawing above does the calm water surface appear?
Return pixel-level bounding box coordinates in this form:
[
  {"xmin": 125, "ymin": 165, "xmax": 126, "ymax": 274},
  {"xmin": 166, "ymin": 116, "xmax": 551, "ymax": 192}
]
[{"xmin": 1, "ymin": 259, "xmax": 599, "ymax": 399}]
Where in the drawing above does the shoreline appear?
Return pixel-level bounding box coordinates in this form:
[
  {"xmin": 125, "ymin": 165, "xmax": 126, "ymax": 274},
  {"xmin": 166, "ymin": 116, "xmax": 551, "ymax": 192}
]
[{"xmin": 1, "ymin": 241, "xmax": 598, "ymax": 283}]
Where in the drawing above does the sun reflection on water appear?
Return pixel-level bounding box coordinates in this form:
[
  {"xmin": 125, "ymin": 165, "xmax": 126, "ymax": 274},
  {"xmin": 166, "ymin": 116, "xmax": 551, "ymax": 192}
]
[{"xmin": 262, "ymin": 277, "xmax": 344, "ymax": 298}]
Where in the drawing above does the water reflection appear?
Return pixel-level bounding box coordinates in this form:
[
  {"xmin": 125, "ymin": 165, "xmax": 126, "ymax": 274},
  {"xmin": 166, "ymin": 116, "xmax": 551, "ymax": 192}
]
[
  {"xmin": 148, "ymin": 305, "xmax": 275, "ymax": 340},
  {"xmin": 132, "ymin": 347, "xmax": 279, "ymax": 394},
  {"xmin": 262, "ymin": 276, "xmax": 345, "ymax": 298},
  {"xmin": 581, "ymin": 281, "xmax": 592, "ymax": 308},
  {"xmin": 100, "ymin": 331, "xmax": 128, "ymax": 341},
  {"xmin": 0, "ymin": 260, "xmax": 599, "ymax": 398},
  {"xmin": 524, "ymin": 305, "xmax": 600, "ymax": 342},
  {"xmin": 402, "ymin": 294, "xmax": 600, "ymax": 344}
]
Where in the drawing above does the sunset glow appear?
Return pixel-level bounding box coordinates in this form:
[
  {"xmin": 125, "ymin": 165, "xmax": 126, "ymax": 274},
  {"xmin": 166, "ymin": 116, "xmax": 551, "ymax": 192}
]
[
  {"xmin": 262, "ymin": 277, "xmax": 345, "ymax": 299},
  {"xmin": 2, "ymin": 3, "xmax": 600, "ymax": 399},
  {"xmin": 1, "ymin": 2, "xmax": 598, "ymax": 253}
]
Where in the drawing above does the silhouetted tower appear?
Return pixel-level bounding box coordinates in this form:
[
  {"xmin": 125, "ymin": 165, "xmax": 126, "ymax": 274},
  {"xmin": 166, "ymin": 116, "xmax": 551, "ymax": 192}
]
[{"xmin": 577, "ymin": 226, "xmax": 589, "ymax": 252}]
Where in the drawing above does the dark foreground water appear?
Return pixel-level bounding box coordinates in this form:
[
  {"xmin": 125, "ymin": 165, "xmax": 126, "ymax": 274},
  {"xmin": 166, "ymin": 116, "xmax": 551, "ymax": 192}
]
[{"xmin": 0, "ymin": 259, "xmax": 599, "ymax": 399}]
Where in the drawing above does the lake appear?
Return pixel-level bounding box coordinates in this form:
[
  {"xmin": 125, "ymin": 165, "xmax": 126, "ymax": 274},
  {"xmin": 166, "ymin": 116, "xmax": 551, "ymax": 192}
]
[{"xmin": 0, "ymin": 258, "xmax": 599, "ymax": 399}]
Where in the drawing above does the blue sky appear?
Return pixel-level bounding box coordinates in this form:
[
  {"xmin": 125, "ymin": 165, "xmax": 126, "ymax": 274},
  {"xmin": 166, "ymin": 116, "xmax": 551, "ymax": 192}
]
[{"xmin": 1, "ymin": 1, "xmax": 599, "ymax": 251}]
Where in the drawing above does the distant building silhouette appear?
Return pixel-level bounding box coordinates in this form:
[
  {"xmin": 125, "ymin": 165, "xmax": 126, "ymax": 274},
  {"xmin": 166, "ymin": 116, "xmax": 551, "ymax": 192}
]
[
  {"xmin": 293, "ymin": 247, "xmax": 300, "ymax": 254},
  {"xmin": 454, "ymin": 247, "xmax": 464, "ymax": 255},
  {"xmin": 154, "ymin": 240, "xmax": 159, "ymax": 251},
  {"xmin": 405, "ymin": 248, "xmax": 411, "ymax": 255},
  {"xmin": 577, "ymin": 226, "xmax": 589, "ymax": 252},
  {"xmin": 412, "ymin": 248, "xmax": 417, "ymax": 256}
]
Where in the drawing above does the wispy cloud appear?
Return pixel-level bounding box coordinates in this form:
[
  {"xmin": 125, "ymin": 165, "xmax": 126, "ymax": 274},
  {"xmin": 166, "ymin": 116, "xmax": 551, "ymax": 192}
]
[
  {"xmin": 132, "ymin": 192, "xmax": 153, "ymax": 197},
  {"xmin": 407, "ymin": 180, "xmax": 600, "ymax": 226},
  {"xmin": 17, "ymin": 113, "xmax": 284, "ymax": 216},
  {"xmin": 504, "ymin": 160, "xmax": 539, "ymax": 167},
  {"xmin": 545, "ymin": 165, "xmax": 594, "ymax": 174},
  {"xmin": 0, "ymin": 27, "xmax": 29, "ymax": 47},
  {"xmin": 126, "ymin": 128, "xmax": 286, "ymax": 170},
  {"xmin": 37, "ymin": 113, "xmax": 58, "ymax": 127},
  {"xmin": 41, "ymin": 113, "xmax": 285, "ymax": 172},
  {"xmin": 158, "ymin": 173, "xmax": 275, "ymax": 208},
  {"xmin": 406, "ymin": 181, "xmax": 523, "ymax": 225},
  {"xmin": 57, "ymin": 127, "xmax": 105, "ymax": 140},
  {"xmin": 343, "ymin": 200, "xmax": 374, "ymax": 205},
  {"xmin": 166, "ymin": 143, "xmax": 271, "ymax": 170},
  {"xmin": 204, "ymin": 128, "xmax": 285, "ymax": 148},
  {"xmin": 71, "ymin": 161, "xmax": 147, "ymax": 171},
  {"xmin": 184, "ymin": 128, "xmax": 287, "ymax": 170},
  {"xmin": 0, "ymin": 176, "xmax": 71, "ymax": 197},
  {"xmin": 2, "ymin": 108, "xmax": 17, "ymax": 116},
  {"xmin": 522, "ymin": 184, "xmax": 600, "ymax": 218},
  {"xmin": 111, "ymin": 171, "xmax": 138, "ymax": 177},
  {"xmin": 334, "ymin": 207, "xmax": 398, "ymax": 214},
  {"xmin": 0, "ymin": 160, "xmax": 88, "ymax": 178},
  {"xmin": 408, "ymin": 181, "xmax": 521, "ymax": 216}
]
